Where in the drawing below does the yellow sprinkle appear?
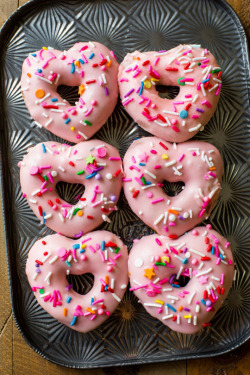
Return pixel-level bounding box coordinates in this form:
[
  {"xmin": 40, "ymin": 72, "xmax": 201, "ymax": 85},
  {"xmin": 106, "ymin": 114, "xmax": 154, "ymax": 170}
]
[
  {"xmin": 161, "ymin": 256, "xmax": 170, "ymax": 264},
  {"xmin": 42, "ymin": 46, "xmax": 48, "ymax": 50},
  {"xmin": 71, "ymin": 127, "xmax": 75, "ymax": 131},
  {"xmin": 155, "ymin": 299, "xmax": 164, "ymax": 305},
  {"xmin": 162, "ymin": 154, "xmax": 169, "ymax": 160},
  {"xmin": 81, "ymin": 244, "xmax": 87, "ymax": 249},
  {"xmin": 151, "ymin": 78, "xmax": 160, "ymax": 82},
  {"xmin": 184, "ymin": 315, "xmax": 192, "ymax": 319},
  {"xmin": 144, "ymin": 80, "xmax": 151, "ymax": 89}
]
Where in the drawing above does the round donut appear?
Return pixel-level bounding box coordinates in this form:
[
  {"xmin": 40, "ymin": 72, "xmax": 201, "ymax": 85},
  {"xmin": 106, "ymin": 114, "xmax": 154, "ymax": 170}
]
[
  {"xmin": 19, "ymin": 140, "xmax": 123, "ymax": 238},
  {"xmin": 123, "ymin": 137, "xmax": 223, "ymax": 238},
  {"xmin": 128, "ymin": 226, "xmax": 234, "ymax": 334},
  {"xmin": 21, "ymin": 42, "xmax": 119, "ymax": 143},
  {"xmin": 118, "ymin": 44, "xmax": 222, "ymax": 142},
  {"xmin": 26, "ymin": 231, "xmax": 128, "ymax": 333}
]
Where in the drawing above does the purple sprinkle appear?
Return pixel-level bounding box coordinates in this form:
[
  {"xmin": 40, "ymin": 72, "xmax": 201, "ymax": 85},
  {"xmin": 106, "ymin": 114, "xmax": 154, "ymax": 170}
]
[
  {"xmin": 74, "ymin": 231, "xmax": 83, "ymax": 238},
  {"xmin": 184, "ymin": 307, "xmax": 190, "ymax": 311},
  {"xmin": 183, "ymin": 247, "xmax": 188, "ymax": 254},
  {"xmin": 124, "ymin": 88, "xmax": 135, "ymax": 98},
  {"xmin": 66, "ymin": 284, "xmax": 73, "ymax": 291},
  {"xmin": 196, "ymin": 108, "xmax": 204, "ymax": 113},
  {"xmin": 105, "ymin": 87, "xmax": 109, "ymax": 96},
  {"xmin": 178, "ymin": 215, "xmax": 185, "ymax": 220}
]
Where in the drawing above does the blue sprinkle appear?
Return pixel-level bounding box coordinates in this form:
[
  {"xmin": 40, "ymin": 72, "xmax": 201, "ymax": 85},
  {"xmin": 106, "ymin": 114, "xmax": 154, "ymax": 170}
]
[
  {"xmin": 42, "ymin": 212, "xmax": 45, "ymax": 225},
  {"xmin": 139, "ymin": 163, "xmax": 146, "ymax": 166},
  {"xmin": 70, "ymin": 316, "xmax": 77, "ymax": 326},
  {"xmin": 42, "ymin": 143, "xmax": 46, "ymax": 153},
  {"xmin": 71, "ymin": 63, "xmax": 75, "ymax": 73},
  {"xmin": 91, "ymin": 297, "xmax": 94, "ymax": 305},
  {"xmin": 89, "ymin": 53, "xmax": 94, "ymax": 59},
  {"xmin": 105, "ymin": 285, "xmax": 108, "ymax": 291},
  {"xmin": 37, "ymin": 68, "xmax": 42, "ymax": 73},
  {"xmin": 201, "ymin": 299, "xmax": 206, "ymax": 305},
  {"xmin": 219, "ymin": 254, "xmax": 223, "ymax": 259},
  {"xmin": 166, "ymin": 303, "xmax": 177, "ymax": 312},
  {"xmin": 86, "ymin": 172, "xmax": 97, "ymax": 179},
  {"xmin": 66, "ymin": 297, "xmax": 72, "ymax": 303},
  {"xmin": 139, "ymin": 81, "xmax": 144, "ymax": 96},
  {"xmin": 179, "ymin": 109, "xmax": 188, "ymax": 119},
  {"xmin": 211, "ymin": 246, "xmax": 215, "ymax": 255},
  {"xmin": 79, "ymin": 58, "xmax": 84, "ymax": 64},
  {"xmin": 51, "ymin": 98, "xmax": 58, "ymax": 102},
  {"xmin": 101, "ymin": 241, "xmax": 105, "ymax": 251},
  {"xmin": 182, "ymin": 258, "xmax": 188, "ymax": 264},
  {"xmin": 65, "ymin": 118, "xmax": 71, "ymax": 124},
  {"xmin": 171, "ymin": 284, "xmax": 180, "ymax": 288},
  {"xmin": 31, "ymin": 53, "xmax": 37, "ymax": 57},
  {"xmin": 65, "ymin": 260, "xmax": 71, "ymax": 267},
  {"xmin": 145, "ymin": 181, "xmax": 151, "ymax": 185},
  {"xmin": 202, "ymin": 78, "xmax": 209, "ymax": 83},
  {"xmin": 80, "ymin": 248, "xmax": 85, "ymax": 253},
  {"xmin": 72, "ymin": 244, "xmax": 80, "ymax": 250}
]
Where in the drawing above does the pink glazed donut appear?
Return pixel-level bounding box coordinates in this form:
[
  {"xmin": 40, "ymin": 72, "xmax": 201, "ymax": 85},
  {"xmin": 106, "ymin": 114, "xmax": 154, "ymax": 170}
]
[
  {"xmin": 123, "ymin": 137, "xmax": 223, "ymax": 238},
  {"xmin": 21, "ymin": 42, "xmax": 119, "ymax": 143},
  {"xmin": 26, "ymin": 231, "xmax": 128, "ymax": 333},
  {"xmin": 118, "ymin": 44, "xmax": 222, "ymax": 142},
  {"xmin": 128, "ymin": 226, "xmax": 234, "ymax": 334},
  {"xmin": 19, "ymin": 140, "xmax": 123, "ymax": 238}
]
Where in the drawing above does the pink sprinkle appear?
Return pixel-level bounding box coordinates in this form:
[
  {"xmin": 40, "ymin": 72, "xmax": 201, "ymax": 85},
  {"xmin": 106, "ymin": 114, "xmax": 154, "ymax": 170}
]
[
  {"xmin": 146, "ymin": 99, "xmax": 151, "ymax": 107},
  {"xmin": 135, "ymin": 177, "xmax": 143, "ymax": 186},
  {"xmin": 208, "ymin": 171, "xmax": 217, "ymax": 178},
  {"xmin": 109, "ymin": 157, "xmax": 121, "ymax": 161},
  {"xmin": 179, "ymin": 78, "xmax": 194, "ymax": 82},
  {"xmin": 62, "ymin": 203, "xmax": 72, "ymax": 208},
  {"xmin": 216, "ymin": 258, "xmax": 221, "ymax": 265},
  {"xmin": 82, "ymin": 237, "xmax": 92, "ymax": 244},
  {"xmin": 40, "ymin": 165, "xmax": 51, "ymax": 170},
  {"xmin": 198, "ymin": 208, "xmax": 206, "ymax": 217},
  {"xmin": 84, "ymin": 106, "xmax": 93, "ymax": 116},
  {"xmin": 44, "ymin": 295, "xmax": 51, "ymax": 302},
  {"xmin": 114, "ymin": 254, "xmax": 121, "ymax": 260},
  {"xmin": 63, "ymin": 209, "xmax": 67, "ymax": 218},
  {"xmin": 26, "ymin": 58, "xmax": 31, "ymax": 67},
  {"xmin": 170, "ymin": 247, "xmax": 178, "ymax": 255},
  {"xmin": 185, "ymin": 94, "xmax": 192, "ymax": 98},
  {"xmin": 81, "ymin": 54, "xmax": 88, "ymax": 63},
  {"xmin": 183, "ymin": 291, "xmax": 189, "ymax": 294},
  {"xmin": 178, "ymin": 293, "xmax": 185, "ymax": 298},
  {"xmin": 22, "ymin": 193, "xmax": 26, "ymax": 198},
  {"xmin": 47, "ymin": 172, "xmax": 54, "ymax": 184},
  {"xmin": 172, "ymin": 125, "xmax": 180, "ymax": 132},
  {"xmin": 34, "ymin": 72, "xmax": 43, "ymax": 77},
  {"xmin": 120, "ymin": 78, "xmax": 129, "ymax": 82},
  {"xmin": 172, "ymin": 104, "xmax": 177, "ymax": 112},
  {"xmin": 169, "ymin": 223, "xmax": 176, "ymax": 226},
  {"xmin": 215, "ymin": 84, "xmax": 221, "ymax": 96},
  {"xmin": 155, "ymin": 238, "xmax": 162, "ymax": 246},
  {"xmin": 178, "ymin": 154, "xmax": 185, "ymax": 161},
  {"xmin": 154, "ymin": 165, "xmax": 161, "ymax": 169},
  {"xmin": 173, "ymin": 101, "xmax": 184, "ymax": 105},
  {"xmin": 130, "ymin": 285, "xmax": 148, "ymax": 291},
  {"xmin": 92, "ymin": 299, "xmax": 104, "ymax": 305},
  {"xmin": 133, "ymin": 69, "xmax": 141, "ymax": 78},
  {"xmin": 150, "ymin": 149, "xmax": 157, "ymax": 154},
  {"xmin": 90, "ymin": 315, "xmax": 96, "ymax": 320},
  {"xmin": 151, "ymin": 198, "xmax": 164, "ymax": 204},
  {"xmin": 79, "ymin": 45, "xmax": 88, "ymax": 52},
  {"xmin": 122, "ymin": 178, "xmax": 132, "ymax": 182},
  {"xmin": 220, "ymin": 273, "xmax": 225, "ymax": 285},
  {"xmin": 228, "ymin": 259, "xmax": 233, "ymax": 265},
  {"xmin": 192, "ymin": 115, "xmax": 199, "ymax": 119},
  {"xmin": 211, "ymin": 289, "xmax": 216, "ymax": 300},
  {"xmin": 197, "ymin": 83, "xmax": 201, "ymax": 90},
  {"xmin": 123, "ymin": 98, "xmax": 134, "ymax": 106},
  {"xmin": 225, "ymin": 242, "xmax": 230, "ymax": 248},
  {"xmin": 201, "ymin": 100, "xmax": 212, "ymax": 108},
  {"xmin": 154, "ymin": 57, "xmax": 160, "ymax": 66}
]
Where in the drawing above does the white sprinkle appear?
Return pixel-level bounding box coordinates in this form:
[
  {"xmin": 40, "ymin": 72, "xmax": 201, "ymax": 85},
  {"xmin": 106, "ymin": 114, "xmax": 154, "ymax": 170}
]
[
  {"xmin": 211, "ymin": 276, "xmax": 220, "ymax": 281},
  {"xmin": 49, "ymin": 255, "xmax": 58, "ymax": 264},
  {"xmin": 44, "ymin": 271, "xmax": 52, "ymax": 285},
  {"xmin": 182, "ymin": 120, "xmax": 186, "ymax": 126},
  {"xmin": 153, "ymin": 277, "xmax": 160, "ymax": 284},
  {"xmin": 192, "ymin": 94, "xmax": 199, "ymax": 103},
  {"xmin": 209, "ymin": 83, "xmax": 218, "ymax": 92},
  {"xmin": 32, "ymin": 273, "xmax": 38, "ymax": 280},
  {"xmin": 78, "ymin": 131, "xmax": 88, "ymax": 139},
  {"xmin": 204, "ymin": 65, "xmax": 212, "ymax": 80},
  {"xmin": 50, "ymin": 109, "xmax": 63, "ymax": 113},
  {"xmin": 144, "ymin": 170, "xmax": 156, "ymax": 179},
  {"xmin": 196, "ymin": 267, "xmax": 213, "ymax": 277},
  {"xmin": 40, "ymin": 292, "xmax": 50, "ymax": 299},
  {"xmin": 44, "ymin": 214, "xmax": 52, "ymax": 220},
  {"xmin": 34, "ymin": 121, "xmax": 43, "ymax": 128},
  {"xmin": 31, "ymin": 189, "xmax": 40, "ymax": 196},
  {"xmin": 188, "ymin": 291, "xmax": 196, "ymax": 305},
  {"xmin": 167, "ymin": 295, "xmax": 179, "ymax": 300},
  {"xmin": 105, "ymin": 250, "xmax": 108, "ymax": 261},
  {"xmin": 29, "ymin": 199, "xmax": 37, "ymax": 204},
  {"xmin": 163, "ymin": 212, "xmax": 168, "ymax": 224},
  {"xmin": 162, "ymin": 110, "xmax": 179, "ymax": 116},
  {"xmin": 176, "ymin": 266, "xmax": 184, "ymax": 280},
  {"xmin": 45, "ymin": 146, "xmax": 53, "ymax": 154},
  {"xmin": 154, "ymin": 214, "xmax": 164, "ymax": 225},
  {"xmin": 121, "ymin": 284, "xmax": 127, "ymax": 289},
  {"xmin": 189, "ymin": 123, "xmax": 202, "ymax": 132},
  {"xmin": 173, "ymin": 167, "xmax": 182, "ymax": 176},
  {"xmin": 21, "ymin": 87, "xmax": 29, "ymax": 92},
  {"xmin": 193, "ymin": 316, "xmax": 197, "ymax": 326},
  {"xmin": 101, "ymin": 73, "xmax": 107, "ymax": 84},
  {"xmin": 189, "ymin": 210, "xmax": 193, "ymax": 218},
  {"xmin": 185, "ymin": 82, "xmax": 194, "ymax": 86},
  {"xmin": 200, "ymin": 83, "xmax": 206, "ymax": 96},
  {"xmin": 213, "ymin": 77, "xmax": 222, "ymax": 83},
  {"xmin": 177, "ymin": 315, "xmax": 180, "ymax": 324},
  {"xmin": 111, "ymin": 293, "xmax": 121, "ymax": 302},
  {"xmin": 163, "ymin": 288, "xmax": 173, "ymax": 292},
  {"xmin": 58, "ymin": 166, "xmax": 65, "ymax": 172},
  {"xmin": 184, "ymin": 69, "xmax": 194, "ymax": 73},
  {"xmin": 102, "ymin": 214, "xmax": 111, "ymax": 223},
  {"xmin": 144, "ymin": 303, "xmax": 162, "ymax": 308},
  {"xmin": 165, "ymin": 160, "xmax": 176, "ymax": 167},
  {"xmin": 190, "ymin": 248, "xmax": 205, "ymax": 257},
  {"xmin": 142, "ymin": 184, "xmax": 156, "ymax": 190},
  {"xmin": 133, "ymin": 280, "xmax": 141, "ymax": 286},
  {"xmin": 42, "ymin": 253, "xmax": 51, "ymax": 263},
  {"xmin": 192, "ymin": 56, "xmax": 207, "ymax": 61},
  {"xmin": 198, "ymin": 262, "xmax": 204, "ymax": 270},
  {"xmin": 162, "ymin": 314, "xmax": 173, "ymax": 320},
  {"xmin": 154, "ymin": 51, "xmax": 169, "ymax": 57},
  {"xmin": 45, "ymin": 118, "xmax": 53, "ymax": 127},
  {"xmin": 233, "ymin": 270, "xmax": 237, "ymax": 281},
  {"xmin": 208, "ymin": 186, "xmax": 220, "ymax": 199},
  {"xmin": 174, "ymin": 255, "xmax": 183, "ymax": 262},
  {"xmin": 176, "ymin": 242, "xmax": 186, "ymax": 250},
  {"xmin": 36, "ymin": 75, "xmax": 53, "ymax": 84},
  {"xmin": 210, "ymin": 282, "xmax": 216, "ymax": 290},
  {"xmin": 111, "ymin": 278, "xmax": 115, "ymax": 289},
  {"xmin": 141, "ymin": 75, "xmax": 148, "ymax": 82},
  {"xmin": 154, "ymin": 120, "xmax": 168, "ymax": 127}
]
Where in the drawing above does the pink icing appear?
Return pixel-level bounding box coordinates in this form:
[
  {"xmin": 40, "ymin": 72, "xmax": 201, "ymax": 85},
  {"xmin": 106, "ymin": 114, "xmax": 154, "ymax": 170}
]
[
  {"xmin": 123, "ymin": 137, "xmax": 223, "ymax": 238},
  {"xmin": 21, "ymin": 42, "xmax": 119, "ymax": 143},
  {"xmin": 26, "ymin": 231, "xmax": 128, "ymax": 332},
  {"xmin": 118, "ymin": 45, "xmax": 221, "ymax": 142},
  {"xmin": 128, "ymin": 226, "xmax": 234, "ymax": 334},
  {"xmin": 19, "ymin": 140, "xmax": 123, "ymax": 238}
]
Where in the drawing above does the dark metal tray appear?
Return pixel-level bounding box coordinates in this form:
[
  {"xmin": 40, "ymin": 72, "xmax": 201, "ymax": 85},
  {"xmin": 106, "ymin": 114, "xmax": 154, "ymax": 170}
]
[{"xmin": 0, "ymin": 0, "xmax": 249, "ymax": 369}]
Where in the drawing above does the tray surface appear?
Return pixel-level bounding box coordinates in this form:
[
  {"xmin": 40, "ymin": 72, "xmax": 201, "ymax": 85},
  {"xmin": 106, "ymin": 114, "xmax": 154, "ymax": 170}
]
[{"xmin": 0, "ymin": 0, "xmax": 249, "ymax": 368}]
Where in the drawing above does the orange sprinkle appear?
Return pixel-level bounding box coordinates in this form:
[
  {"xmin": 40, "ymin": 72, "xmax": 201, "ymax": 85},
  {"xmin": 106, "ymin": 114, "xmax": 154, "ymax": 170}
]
[
  {"xmin": 105, "ymin": 275, "xmax": 109, "ymax": 285},
  {"xmin": 74, "ymin": 60, "xmax": 81, "ymax": 68},
  {"xmin": 63, "ymin": 308, "xmax": 67, "ymax": 316},
  {"xmin": 178, "ymin": 306, "xmax": 183, "ymax": 311},
  {"xmin": 27, "ymin": 73, "xmax": 31, "ymax": 78},
  {"xmin": 106, "ymin": 60, "xmax": 112, "ymax": 68},
  {"xmin": 209, "ymin": 167, "xmax": 216, "ymax": 171},
  {"xmin": 78, "ymin": 84, "xmax": 85, "ymax": 95},
  {"xmin": 86, "ymin": 307, "xmax": 95, "ymax": 314},
  {"xmin": 168, "ymin": 209, "xmax": 179, "ymax": 215},
  {"xmin": 77, "ymin": 210, "xmax": 83, "ymax": 217},
  {"xmin": 35, "ymin": 89, "xmax": 45, "ymax": 98}
]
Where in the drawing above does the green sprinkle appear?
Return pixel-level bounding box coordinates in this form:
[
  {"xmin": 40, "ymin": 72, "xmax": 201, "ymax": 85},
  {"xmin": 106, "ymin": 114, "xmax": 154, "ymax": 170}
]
[
  {"xmin": 73, "ymin": 208, "xmax": 80, "ymax": 215},
  {"xmin": 114, "ymin": 247, "xmax": 120, "ymax": 253},
  {"xmin": 197, "ymin": 62, "xmax": 201, "ymax": 66},
  {"xmin": 39, "ymin": 288, "xmax": 45, "ymax": 294},
  {"xmin": 43, "ymin": 175, "xmax": 48, "ymax": 181},
  {"xmin": 84, "ymin": 120, "xmax": 92, "ymax": 126},
  {"xmin": 65, "ymin": 261, "xmax": 71, "ymax": 267},
  {"xmin": 141, "ymin": 176, "xmax": 146, "ymax": 185},
  {"xmin": 155, "ymin": 262, "xmax": 166, "ymax": 266},
  {"xmin": 212, "ymin": 69, "xmax": 221, "ymax": 73},
  {"xmin": 178, "ymin": 77, "xmax": 185, "ymax": 86},
  {"xmin": 77, "ymin": 170, "xmax": 85, "ymax": 175}
]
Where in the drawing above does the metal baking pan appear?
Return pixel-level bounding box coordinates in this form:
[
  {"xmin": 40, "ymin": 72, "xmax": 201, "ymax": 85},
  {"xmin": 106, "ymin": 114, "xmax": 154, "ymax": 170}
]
[{"xmin": 0, "ymin": 0, "xmax": 249, "ymax": 369}]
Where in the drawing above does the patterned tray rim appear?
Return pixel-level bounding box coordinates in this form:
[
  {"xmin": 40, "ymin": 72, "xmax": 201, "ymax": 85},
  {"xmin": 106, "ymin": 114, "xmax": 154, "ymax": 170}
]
[{"xmin": 0, "ymin": 0, "xmax": 249, "ymax": 369}]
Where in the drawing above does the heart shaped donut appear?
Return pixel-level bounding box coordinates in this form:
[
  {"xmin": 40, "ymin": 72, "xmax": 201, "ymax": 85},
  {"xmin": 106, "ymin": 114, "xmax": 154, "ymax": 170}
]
[
  {"xmin": 128, "ymin": 226, "xmax": 234, "ymax": 334},
  {"xmin": 19, "ymin": 140, "xmax": 123, "ymax": 238},
  {"xmin": 26, "ymin": 231, "xmax": 128, "ymax": 332},
  {"xmin": 123, "ymin": 137, "xmax": 223, "ymax": 238},
  {"xmin": 21, "ymin": 42, "xmax": 119, "ymax": 143},
  {"xmin": 118, "ymin": 44, "xmax": 221, "ymax": 142}
]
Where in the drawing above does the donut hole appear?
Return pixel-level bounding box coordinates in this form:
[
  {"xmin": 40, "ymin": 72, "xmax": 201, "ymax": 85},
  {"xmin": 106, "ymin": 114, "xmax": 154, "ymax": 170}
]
[
  {"xmin": 57, "ymin": 85, "xmax": 80, "ymax": 106},
  {"xmin": 162, "ymin": 180, "xmax": 185, "ymax": 197},
  {"xmin": 66, "ymin": 272, "xmax": 94, "ymax": 295},
  {"xmin": 155, "ymin": 85, "xmax": 180, "ymax": 100},
  {"xmin": 170, "ymin": 274, "xmax": 190, "ymax": 288},
  {"xmin": 56, "ymin": 181, "xmax": 85, "ymax": 205}
]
